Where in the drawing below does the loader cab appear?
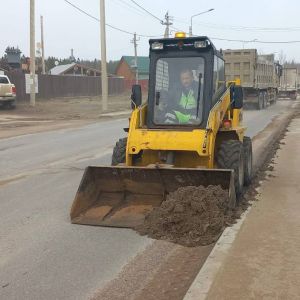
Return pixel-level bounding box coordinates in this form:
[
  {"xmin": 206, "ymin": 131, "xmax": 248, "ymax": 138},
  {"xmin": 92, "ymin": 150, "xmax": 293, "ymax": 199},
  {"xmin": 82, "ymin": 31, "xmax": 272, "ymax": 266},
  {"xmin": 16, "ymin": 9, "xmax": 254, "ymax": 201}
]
[{"xmin": 145, "ymin": 34, "xmax": 225, "ymax": 129}]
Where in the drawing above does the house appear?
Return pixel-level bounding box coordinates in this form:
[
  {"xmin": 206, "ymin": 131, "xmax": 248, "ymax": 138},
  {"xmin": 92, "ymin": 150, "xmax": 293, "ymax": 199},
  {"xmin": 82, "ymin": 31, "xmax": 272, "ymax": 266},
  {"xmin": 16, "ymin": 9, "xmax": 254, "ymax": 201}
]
[
  {"xmin": 49, "ymin": 63, "xmax": 102, "ymax": 76},
  {"xmin": 115, "ymin": 56, "xmax": 149, "ymax": 90},
  {"xmin": 5, "ymin": 47, "xmax": 21, "ymax": 69}
]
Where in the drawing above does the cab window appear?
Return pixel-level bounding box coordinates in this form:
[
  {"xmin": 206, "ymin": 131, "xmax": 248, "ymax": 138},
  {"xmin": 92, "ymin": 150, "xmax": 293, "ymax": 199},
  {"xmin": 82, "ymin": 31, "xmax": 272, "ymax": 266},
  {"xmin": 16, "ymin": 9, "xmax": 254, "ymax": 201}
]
[
  {"xmin": 153, "ymin": 57, "xmax": 205, "ymax": 125},
  {"xmin": 212, "ymin": 56, "xmax": 226, "ymax": 104}
]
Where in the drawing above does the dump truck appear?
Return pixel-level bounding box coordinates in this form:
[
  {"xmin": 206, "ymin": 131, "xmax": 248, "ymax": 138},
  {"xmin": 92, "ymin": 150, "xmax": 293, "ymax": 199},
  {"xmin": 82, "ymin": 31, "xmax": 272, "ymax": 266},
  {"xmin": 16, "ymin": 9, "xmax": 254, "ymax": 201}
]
[
  {"xmin": 223, "ymin": 49, "xmax": 281, "ymax": 110},
  {"xmin": 0, "ymin": 75, "xmax": 16, "ymax": 108},
  {"xmin": 278, "ymin": 67, "xmax": 298, "ymax": 99},
  {"xmin": 70, "ymin": 33, "xmax": 253, "ymax": 228}
]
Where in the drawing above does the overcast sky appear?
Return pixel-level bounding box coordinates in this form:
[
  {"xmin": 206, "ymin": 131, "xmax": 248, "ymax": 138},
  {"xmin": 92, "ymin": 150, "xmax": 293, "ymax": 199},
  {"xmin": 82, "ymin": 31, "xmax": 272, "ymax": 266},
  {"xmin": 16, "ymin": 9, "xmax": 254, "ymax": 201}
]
[{"xmin": 1, "ymin": 0, "xmax": 300, "ymax": 62}]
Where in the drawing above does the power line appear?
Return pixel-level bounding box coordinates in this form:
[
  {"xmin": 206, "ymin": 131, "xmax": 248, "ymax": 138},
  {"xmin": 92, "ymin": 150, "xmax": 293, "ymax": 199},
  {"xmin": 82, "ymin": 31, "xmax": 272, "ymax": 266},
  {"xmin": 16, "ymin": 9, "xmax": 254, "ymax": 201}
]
[
  {"xmin": 63, "ymin": 0, "xmax": 161, "ymax": 38},
  {"xmin": 174, "ymin": 18, "xmax": 300, "ymax": 32},
  {"xmin": 209, "ymin": 36, "xmax": 300, "ymax": 44},
  {"xmin": 128, "ymin": 0, "xmax": 163, "ymax": 23},
  {"xmin": 63, "ymin": 1, "xmax": 300, "ymax": 44},
  {"xmin": 111, "ymin": 0, "xmax": 148, "ymax": 17},
  {"xmin": 198, "ymin": 23, "xmax": 300, "ymax": 32}
]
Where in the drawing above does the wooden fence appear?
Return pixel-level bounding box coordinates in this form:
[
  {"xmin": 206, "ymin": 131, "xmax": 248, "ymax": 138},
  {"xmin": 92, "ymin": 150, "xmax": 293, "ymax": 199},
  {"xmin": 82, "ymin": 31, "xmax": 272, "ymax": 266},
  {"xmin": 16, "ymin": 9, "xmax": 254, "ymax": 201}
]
[{"xmin": 6, "ymin": 72, "xmax": 125, "ymax": 102}]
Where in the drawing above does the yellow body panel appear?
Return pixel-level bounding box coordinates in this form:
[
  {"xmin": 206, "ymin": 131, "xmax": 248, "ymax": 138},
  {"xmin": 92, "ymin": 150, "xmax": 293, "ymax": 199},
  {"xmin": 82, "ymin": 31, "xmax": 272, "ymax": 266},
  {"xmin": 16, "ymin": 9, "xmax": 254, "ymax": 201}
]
[
  {"xmin": 128, "ymin": 129, "xmax": 207, "ymax": 155},
  {"xmin": 126, "ymin": 83, "xmax": 246, "ymax": 169}
]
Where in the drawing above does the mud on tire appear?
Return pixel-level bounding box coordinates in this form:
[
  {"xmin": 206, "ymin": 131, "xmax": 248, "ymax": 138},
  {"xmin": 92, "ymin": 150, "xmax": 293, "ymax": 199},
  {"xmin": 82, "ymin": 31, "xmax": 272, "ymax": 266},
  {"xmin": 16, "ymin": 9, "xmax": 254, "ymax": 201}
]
[
  {"xmin": 111, "ymin": 137, "xmax": 127, "ymax": 165},
  {"xmin": 243, "ymin": 136, "xmax": 253, "ymax": 186},
  {"xmin": 216, "ymin": 140, "xmax": 244, "ymax": 198}
]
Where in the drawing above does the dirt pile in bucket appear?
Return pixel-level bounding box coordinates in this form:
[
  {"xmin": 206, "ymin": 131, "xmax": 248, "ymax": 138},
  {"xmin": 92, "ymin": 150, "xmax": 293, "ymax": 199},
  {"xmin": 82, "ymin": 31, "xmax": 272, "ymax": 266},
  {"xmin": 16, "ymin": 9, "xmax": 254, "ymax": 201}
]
[{"xmin": 135, "ymin": 185, "xmax": 231, "ymax": 247}]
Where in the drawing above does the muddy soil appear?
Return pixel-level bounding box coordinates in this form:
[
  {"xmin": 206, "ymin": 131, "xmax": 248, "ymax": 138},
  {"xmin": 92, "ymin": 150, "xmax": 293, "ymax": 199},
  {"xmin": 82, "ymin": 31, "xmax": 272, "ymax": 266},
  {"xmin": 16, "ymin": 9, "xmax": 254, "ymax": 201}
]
[
  {"xmin": 1, "ymin": 93, "xmax": 131, "ymax": 119},
  {"xmin": 0, "ymin": 93, "xmax": 131, "ymax": 139},
  {"xmin": 135, "ymin": 107, "xmax": 299, "ymax": 248},
  {"xmin": 136, "ymin": 185, "xmax": 232, "ymax": 247}
]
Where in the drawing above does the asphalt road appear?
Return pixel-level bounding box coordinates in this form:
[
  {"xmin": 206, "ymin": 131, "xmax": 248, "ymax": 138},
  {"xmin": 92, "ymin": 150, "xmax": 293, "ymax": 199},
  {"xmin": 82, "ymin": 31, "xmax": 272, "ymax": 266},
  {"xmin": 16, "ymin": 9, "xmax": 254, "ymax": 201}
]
[{"xmin": 0, "ymin": 100, "xmax": 293, "ymax": 300}]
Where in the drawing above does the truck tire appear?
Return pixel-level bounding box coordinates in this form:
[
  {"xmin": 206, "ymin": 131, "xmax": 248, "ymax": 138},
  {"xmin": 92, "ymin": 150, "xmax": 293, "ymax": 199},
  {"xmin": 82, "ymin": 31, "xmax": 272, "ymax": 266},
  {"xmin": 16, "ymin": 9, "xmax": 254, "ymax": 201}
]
[
  {"xmin": 111, "ymin": 138, "xmax": 127, "ymax": 165},
  {"xmin": 263, "ymin": 92, "xmax": 268, "ymax": 108},
  {"xmin": 257, "ymin": 92, "xmax": 264, "ymax": 110},
  {"xmin": 243, "ymin": 136, "xmax": 253, "ymax": 186},
  {"xmin": 216, "ymin": 140, "xmax": 244, "ymax": 198},
  {"xmin": 271, "ymin": 91, "xmax": 277, "ymax": 105}
]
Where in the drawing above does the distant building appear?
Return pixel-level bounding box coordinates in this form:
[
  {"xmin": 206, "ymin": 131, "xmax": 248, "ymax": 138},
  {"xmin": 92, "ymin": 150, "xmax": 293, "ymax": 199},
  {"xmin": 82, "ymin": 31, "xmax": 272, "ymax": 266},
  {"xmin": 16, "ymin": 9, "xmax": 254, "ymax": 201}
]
[
  {"xmin": 116, "ymin": 56, "xmax": 149, "ymax": 89},
  {"xmin": 49, "ymin": 62, "xmax": 102, "ymax": 76},
  {"xmin": 5, "ymin": 47, "xmax": 21, "ymax": 69}
]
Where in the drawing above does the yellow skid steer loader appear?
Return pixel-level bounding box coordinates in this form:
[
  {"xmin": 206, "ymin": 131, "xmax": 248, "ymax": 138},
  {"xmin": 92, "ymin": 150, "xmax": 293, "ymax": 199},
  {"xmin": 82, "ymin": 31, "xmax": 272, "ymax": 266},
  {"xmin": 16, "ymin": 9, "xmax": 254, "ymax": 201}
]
[{"xmin": 70, "ymin": 33, "xmax": 253, "ymax": 228}]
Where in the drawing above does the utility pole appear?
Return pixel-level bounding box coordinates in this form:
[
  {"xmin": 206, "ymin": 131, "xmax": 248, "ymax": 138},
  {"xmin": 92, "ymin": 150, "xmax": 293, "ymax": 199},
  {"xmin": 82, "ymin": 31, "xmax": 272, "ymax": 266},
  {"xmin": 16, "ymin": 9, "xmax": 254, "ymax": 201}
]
[
  {"xmin": 30, "ymin": 0, "xmax": 36, "ymax": 106},
  {"xmin": 131, "ymin": 33, "xmax": 140, "ymax": 84},
  {"xmin": 40, "ymin": 15, "xmax": 46, "ymax": 74},
  {"xmin": 162, "ymin": 12, "xmax": 173, "ymax": 38},
  {"xmin": 100, "ymin": 0, "xmax": 108, "ymax": 111}
]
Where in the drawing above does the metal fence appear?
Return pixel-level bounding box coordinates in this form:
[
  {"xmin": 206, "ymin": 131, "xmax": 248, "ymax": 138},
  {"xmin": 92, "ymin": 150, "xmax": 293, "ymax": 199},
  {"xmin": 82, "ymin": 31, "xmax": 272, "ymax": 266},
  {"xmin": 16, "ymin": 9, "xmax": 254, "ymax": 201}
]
[{"xmin": 6, "ymin": 72, "xmax": 125, "ymax": 101}]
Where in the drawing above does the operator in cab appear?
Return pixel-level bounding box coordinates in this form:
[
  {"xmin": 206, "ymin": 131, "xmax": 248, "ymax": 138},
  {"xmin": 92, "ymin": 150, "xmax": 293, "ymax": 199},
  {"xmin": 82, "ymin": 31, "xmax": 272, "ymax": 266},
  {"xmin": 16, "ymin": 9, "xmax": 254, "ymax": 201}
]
[{"xmin": 164, "ymin": 69, "xmax": 200, "ymax": 124}]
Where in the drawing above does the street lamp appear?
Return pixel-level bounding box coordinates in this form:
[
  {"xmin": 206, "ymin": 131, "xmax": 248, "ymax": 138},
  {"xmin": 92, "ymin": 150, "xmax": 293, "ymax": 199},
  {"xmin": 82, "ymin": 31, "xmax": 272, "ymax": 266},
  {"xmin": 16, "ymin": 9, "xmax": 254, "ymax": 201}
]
[{"xmin": 189, "ymin": 8, "xmax": 214, "ymax": 36}]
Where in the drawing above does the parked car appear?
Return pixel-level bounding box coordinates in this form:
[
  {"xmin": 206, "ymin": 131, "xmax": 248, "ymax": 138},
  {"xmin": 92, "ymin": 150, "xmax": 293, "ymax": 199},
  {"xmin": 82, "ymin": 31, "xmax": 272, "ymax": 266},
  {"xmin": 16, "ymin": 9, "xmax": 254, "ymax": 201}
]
[{"xmin": 0, "ymin": 75, "xmax": 16, "ymax": 108}]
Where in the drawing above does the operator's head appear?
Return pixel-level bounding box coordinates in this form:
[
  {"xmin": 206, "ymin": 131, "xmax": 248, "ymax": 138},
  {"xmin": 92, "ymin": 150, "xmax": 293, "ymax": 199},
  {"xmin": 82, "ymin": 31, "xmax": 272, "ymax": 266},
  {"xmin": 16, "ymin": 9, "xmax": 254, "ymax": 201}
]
[{"xmin": 180, "ymin": 69, "xmax": 194, "ymax": 89}]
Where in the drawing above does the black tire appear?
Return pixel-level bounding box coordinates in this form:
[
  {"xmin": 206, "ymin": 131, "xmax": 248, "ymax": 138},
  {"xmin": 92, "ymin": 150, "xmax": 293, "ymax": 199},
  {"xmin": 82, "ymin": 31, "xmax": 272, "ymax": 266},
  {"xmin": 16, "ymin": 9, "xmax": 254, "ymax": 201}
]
[
  {"xmin": 217, "ymin": 140, "xmax": 244, "ymax": 198},
  {"xmin": 111, "ymin": 138, "xmax": 127, "ymax": 166},
  {"xmin": 271, "ymin": 91, "xmax": 277, "ymax": 105},
  {"xmin": 3, "ymin": 100, "xmax": 16, "ymax": 110},
  {"xmin": 263, "ymin": 92, "xmax": 268, "ymax": 108},
  {"xmin": 243, "ymin": 136, "xmax": 253, "ymax": 186},
  {"xmin": 274, "ymin": 92, "xmax": 278, "ymax": 104},
  {"xmin": 257, "ymin": 92, "xmax": 263, "ymax": 110}
]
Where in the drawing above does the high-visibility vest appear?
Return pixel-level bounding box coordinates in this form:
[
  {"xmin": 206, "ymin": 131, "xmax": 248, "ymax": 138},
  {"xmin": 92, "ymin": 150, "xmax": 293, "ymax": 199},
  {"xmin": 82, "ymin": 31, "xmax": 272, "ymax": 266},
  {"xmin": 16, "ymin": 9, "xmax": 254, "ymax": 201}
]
[{"xmin": 174, "ymin": 90, "xmax": 197, "ymax": 123}]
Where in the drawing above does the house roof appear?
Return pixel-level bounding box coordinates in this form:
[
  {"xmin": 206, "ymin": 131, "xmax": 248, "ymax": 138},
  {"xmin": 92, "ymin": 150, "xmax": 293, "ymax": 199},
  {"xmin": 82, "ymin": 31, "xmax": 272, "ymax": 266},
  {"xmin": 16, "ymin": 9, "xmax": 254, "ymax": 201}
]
[
  {"xmin": 122, "ymin": 56, "xmax": 149, "ymax": 74},
  {"xmin": 49, "ymin": 63, "xmax": 76, "ymax": 75},
  {"xmin": 49, "ymin": 63, "xmax": 104, "ymax": 76}
]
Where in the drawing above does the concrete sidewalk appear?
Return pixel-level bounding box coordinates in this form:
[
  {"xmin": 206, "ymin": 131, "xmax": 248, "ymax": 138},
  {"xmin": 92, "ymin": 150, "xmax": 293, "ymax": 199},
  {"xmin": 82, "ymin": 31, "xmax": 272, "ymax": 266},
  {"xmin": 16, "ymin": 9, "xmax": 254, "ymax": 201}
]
[{"xmin": 206, "ymin": 116, "xmax": 300, "ymax": 299}]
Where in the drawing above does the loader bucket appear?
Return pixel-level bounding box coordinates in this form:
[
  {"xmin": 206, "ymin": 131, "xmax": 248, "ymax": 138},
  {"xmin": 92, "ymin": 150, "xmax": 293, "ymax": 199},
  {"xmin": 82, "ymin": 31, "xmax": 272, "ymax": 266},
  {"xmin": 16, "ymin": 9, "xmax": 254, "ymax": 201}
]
[{"xmin": 70, "ymin": 166, "xmax": 236, "ymax": 228}]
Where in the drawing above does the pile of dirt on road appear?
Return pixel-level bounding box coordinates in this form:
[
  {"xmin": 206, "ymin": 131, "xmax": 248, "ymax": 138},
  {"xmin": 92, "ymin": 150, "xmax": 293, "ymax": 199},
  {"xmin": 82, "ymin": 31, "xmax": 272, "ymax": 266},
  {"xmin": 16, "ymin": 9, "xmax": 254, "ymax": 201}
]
[{"xmin": 136, "ymin": 185, "xmax": 231, "ymax": 247}]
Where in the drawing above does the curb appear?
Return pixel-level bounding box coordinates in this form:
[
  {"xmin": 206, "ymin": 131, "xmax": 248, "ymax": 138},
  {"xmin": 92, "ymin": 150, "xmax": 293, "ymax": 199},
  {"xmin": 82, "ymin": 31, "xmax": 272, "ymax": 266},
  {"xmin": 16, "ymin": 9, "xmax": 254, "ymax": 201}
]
[{"xmin": 183, "ymin": 102, "xmax": 298, "ymax": 300}]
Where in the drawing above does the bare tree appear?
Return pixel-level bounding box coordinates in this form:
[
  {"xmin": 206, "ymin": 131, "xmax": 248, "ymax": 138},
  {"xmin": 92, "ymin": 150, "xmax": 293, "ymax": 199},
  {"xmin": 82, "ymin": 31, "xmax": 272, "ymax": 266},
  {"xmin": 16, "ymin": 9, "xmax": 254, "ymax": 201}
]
[{"xmin": 278, "ymin": 50, "xmax": 287, "ymax": 66}]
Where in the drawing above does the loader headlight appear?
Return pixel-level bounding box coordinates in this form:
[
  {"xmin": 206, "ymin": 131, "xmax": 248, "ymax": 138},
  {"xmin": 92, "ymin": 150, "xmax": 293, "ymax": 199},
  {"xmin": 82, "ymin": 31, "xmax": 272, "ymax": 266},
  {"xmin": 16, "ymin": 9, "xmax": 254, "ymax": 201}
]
[
  {"xmin": 151, "ymin": 42, "xmax": 164, "ymax": 50},
  {"xmin": 194, "ymin": 41, "xmax": 207, "ymax": 48}
]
